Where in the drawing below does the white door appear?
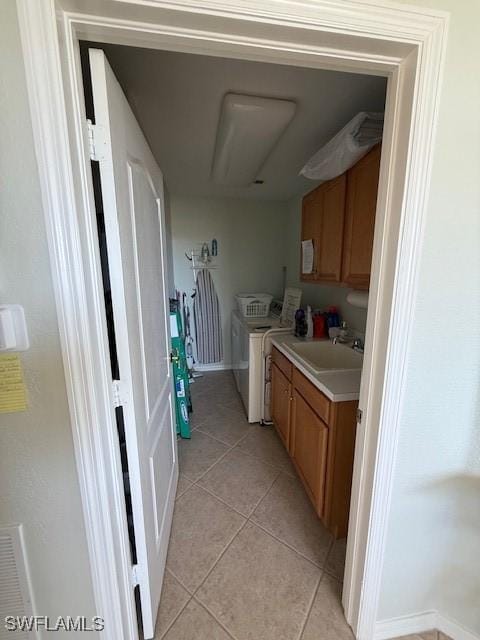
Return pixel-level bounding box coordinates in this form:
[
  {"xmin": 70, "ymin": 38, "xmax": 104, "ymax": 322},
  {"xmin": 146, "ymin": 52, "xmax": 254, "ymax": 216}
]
[{"xmin": 89, "ymin": 49, "xmax": 178, "ymax": 639}]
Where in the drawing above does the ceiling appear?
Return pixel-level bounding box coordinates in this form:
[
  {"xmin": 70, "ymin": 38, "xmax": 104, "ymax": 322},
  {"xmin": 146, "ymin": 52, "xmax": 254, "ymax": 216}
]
[{"xmin": 87, "ymin": 44, "xmax": 387, "ymax": 201}]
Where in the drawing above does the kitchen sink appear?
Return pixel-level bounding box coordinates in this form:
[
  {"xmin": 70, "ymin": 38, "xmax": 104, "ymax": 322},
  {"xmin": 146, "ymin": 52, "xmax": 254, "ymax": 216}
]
[{"xmin": 284, "ymin": 340, "xmax": 363, "ymax": 373}]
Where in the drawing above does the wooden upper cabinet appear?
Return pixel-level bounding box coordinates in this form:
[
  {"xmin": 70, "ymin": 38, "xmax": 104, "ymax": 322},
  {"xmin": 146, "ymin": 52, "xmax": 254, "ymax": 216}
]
[
  {"xmin": 301, "ymin": 174, "xmax": 346, "ymax": 283},
  {"xmin": 341, "ymin": 144, "xmax": 381, "ymax": 289},
  {"xmin": 300, "ymin": 144, "xmax": 381, "ymax": 288}
]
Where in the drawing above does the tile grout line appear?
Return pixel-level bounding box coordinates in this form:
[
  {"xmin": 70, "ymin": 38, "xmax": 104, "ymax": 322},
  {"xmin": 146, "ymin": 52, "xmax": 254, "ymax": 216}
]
[
  {"xmin": 197, "ymin": 451, "xmax": 284, "ymax": 494},
  {"xmin": 164, "ymin": 566, "xmax": 194, "ymax": 597},
  {"xmin": 174, "ymin": 477, "xmax": 193, "ymax": 501},
  {"xmin": 231, "ymin": 442, "xmax": 298, "ymax": 478},
  {"xmin": 232, "ymin": 445, "xmax": 296, "ymax": 476},
  {"xmin": 183, "ymin": 421, "xmax": 291, "ymax": 485},
  {"xmin": 192, "ymin": 597, "xmax": 238, "ymax": 640},
  {"xmin": 246, "ymin": 519, "xmax": 328, "ymax": 573},
  {"xmin": 243, "ymin": 467, "xmax": 282, "ymax": 517},
  {"xmin": 191, "ymin": 517, "xmax": 250, "ymax": 597},
  {"xmin": 322, "ymin": 536, "xmax": 347, "ymax": 582},
  {"xmin": 296, "ymin": 570, "xmax": 327, "ymax": 640},
  {"xmin": 184, "ymin": 397, "xmax": 297, "ymax": 477},
  {"xmin": 172, "ymin": 374, "xmax": 346, "ymax": 638},
  {"xmin": 192, "ymin": 483, "xmax": 251, "ymax": 519},
  {"xmin": 323, "ymin": 565, "xmax": 345, "ymax": 582},
  {"xmin": 192, "ymin": 465, "xmax": 329, "ymax": 573},
  {"xmin": 194, "ymin": 423, "xmax": 254, "ymax": 449},
  {"xmin": 190, "ymin": 397, "xmax": 247, "ymax": 421},
  {"xmin": 167, "ymin": 378, "xmax": 258, "ymax": 638},
  {"xmin": 168, "ymin": 478, "xmax": 342, "ymax": 639},
  {"xmin": 180, "ymin": 420, "xmax": 337, "ymax": 573},
  {"xmin": 157, "ymin": 593, "xmax": 192, "ymax": 640},
  {"xmin": 180, "ymin": 410, "xmax": 257, "ymax": 484},
  {"xmin": 242, "ymin": 467, "xmax": 335, "ymax": 571},
  {"xmin": 162, "ymin": 513, "xmax": 247, "ymax": 638},
  {"xmin": 184, "ymin": 431, "xmax": 334, "ymax": 588},
  {"xmin": 188, "ymin": 516, "xmax": 326, "ymax": 640},
  {"xmin": 174, "ymin": 514, "xmax": 248, "ymax": 640},
  {"xmin": 245, "ymin": 464, "xmax": 283, "ymax": 514},
  {"xmin": 192, "ymin": 455, "xmax": 287, "ymax": 521},
  {"xmin": 180, "ymin": 439, "xmax": 237, "ymax": 485}
]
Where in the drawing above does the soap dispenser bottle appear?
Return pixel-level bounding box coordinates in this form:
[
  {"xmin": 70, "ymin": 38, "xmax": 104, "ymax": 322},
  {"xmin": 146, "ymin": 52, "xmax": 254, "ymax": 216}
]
[{"xmin": 306, "ymin": 305, "xmax": 314, "ymax": 338}]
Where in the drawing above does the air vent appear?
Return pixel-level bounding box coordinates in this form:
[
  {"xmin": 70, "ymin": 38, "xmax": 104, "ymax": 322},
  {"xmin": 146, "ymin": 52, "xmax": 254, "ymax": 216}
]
[{"xmin": 0, "ymin": 525, "xmax": 35, "ymax": 639}]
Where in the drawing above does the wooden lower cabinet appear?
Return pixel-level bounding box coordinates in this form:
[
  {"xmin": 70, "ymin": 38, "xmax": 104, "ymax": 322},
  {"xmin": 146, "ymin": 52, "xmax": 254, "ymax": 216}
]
[
  {"xmin": 323, "ymin": 400, "xmax": 358, "ymax": 538},
  {"xmin": 290, "ymin": 389, "xmax": 328, "ymax": 516},
  {"xmin": 270, "ymin": 346, "xmax": 357, "ymax": 538},
  {"xmin": 271, "ymin": 363, "xmax": 291, "ymax": 450}
]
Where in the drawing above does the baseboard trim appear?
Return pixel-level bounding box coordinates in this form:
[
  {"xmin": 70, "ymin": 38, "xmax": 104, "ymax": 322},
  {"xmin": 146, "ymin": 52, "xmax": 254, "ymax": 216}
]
[
  {"xmin": 375, "ymin": 610, "xmax": 480, "ymax": 640},
  {"xmin": 193, "ymin": 363, "xmax": 232, "ymax": 372},
  {"xmin": 437, "ymin": 613, "xmax": 480, "ymax": 640},
  {"xmin": 375, "ymin": 611, "xmax": 437, "ymax": 640}
]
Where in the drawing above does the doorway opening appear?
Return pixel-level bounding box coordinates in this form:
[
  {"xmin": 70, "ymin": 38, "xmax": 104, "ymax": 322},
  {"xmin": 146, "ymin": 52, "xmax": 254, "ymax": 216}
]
[
  {"xmin": 21, "ymin": 2, "xmax": 447, "ymax": 639},
  {"xmin": 80, "ymin": 40, "xmax": 386, "ymax": 639}
]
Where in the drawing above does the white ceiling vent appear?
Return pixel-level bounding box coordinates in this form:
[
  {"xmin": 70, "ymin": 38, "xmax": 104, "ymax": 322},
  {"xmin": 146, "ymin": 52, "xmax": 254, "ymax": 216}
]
[
  {"xmin": 0, "ymin": 525, "xmax": 35, "ymax": 640},
  {"xmin": 211, "ymin": 93, "xmax": 296, "ymax": 186}
]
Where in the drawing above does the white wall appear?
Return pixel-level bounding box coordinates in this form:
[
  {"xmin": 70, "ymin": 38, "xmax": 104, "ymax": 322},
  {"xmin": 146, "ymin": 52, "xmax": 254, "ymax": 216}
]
[
  {"xmin": 0, "ymin": 1, "xmax": 97, "ymax": 632},
  {"xmin": 377, "ymin": 0, "xmax": 480, "ymax": 635},
  {"xmin": 170, "ymin": 195, "xmax": 288, "ymax": 366},
  {"xmin": 163, "ymin": 185, "xmax": 176, "ymax": 298},
  {"xmin": 284, "ymin": 196, "xmax": 369, "ymax": 333}
]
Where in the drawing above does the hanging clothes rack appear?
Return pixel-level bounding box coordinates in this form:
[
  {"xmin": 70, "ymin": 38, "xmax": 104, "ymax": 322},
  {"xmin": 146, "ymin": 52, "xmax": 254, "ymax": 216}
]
[{"xmin": 185, "ymin": 248, "xmax": 218, "ymax": 280}]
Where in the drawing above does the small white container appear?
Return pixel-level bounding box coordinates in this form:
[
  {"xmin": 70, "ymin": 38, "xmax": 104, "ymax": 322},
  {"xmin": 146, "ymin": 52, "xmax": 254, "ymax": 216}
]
[{"xmin": 236, "ymin": 293, "xmax": 273, "ymax": 318}]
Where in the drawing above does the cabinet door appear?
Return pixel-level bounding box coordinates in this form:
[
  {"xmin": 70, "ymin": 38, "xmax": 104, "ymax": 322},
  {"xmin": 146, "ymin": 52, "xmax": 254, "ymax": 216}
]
[
  {"xmin": 271, "ymin": 363, "xmax": 291, "ymax": 451},
  {"xmin": 301, "ymin": 174, "xmax": 346, "ymax": 283},
  {"xmin": 291, "ymin": 390, "xmax": 328, "ymax": 515},
  {"xmin": 300, "ymin": 190, "xmax": 321, "ymax": 282},
  {"xmin": 341, "ymin": 144, "xmax": 381, "ymax": 289}
]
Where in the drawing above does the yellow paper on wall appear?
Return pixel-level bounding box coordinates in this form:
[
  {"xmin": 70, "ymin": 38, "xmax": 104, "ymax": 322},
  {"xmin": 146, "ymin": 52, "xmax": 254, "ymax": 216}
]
[{"xmin": 0, "ymin": 354, "xmax": 28, "ymax": 413}]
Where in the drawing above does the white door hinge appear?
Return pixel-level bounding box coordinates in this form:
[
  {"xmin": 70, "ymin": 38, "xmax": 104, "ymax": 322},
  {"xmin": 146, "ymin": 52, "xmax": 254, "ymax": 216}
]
[
  {"xmin": 356, "ymin": 408, "xmax": 363, "ymax": 424},
  {"xmin": 86, "ymin": 119, "xmax": 107, "ymax": 162},
  {"xmin": 112, "ymin": 379, "xmax": 123, "ymax": 408},
  {"xmin": 131, "ymin": 564, "xmax": 140, "ymax": 588}
]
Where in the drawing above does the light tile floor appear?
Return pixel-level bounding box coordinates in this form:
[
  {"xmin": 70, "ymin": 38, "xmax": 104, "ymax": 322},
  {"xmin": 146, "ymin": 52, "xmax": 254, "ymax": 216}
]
[{"xmin": 154, "ymin": 371, "xmax": 444, "ymax": 640}]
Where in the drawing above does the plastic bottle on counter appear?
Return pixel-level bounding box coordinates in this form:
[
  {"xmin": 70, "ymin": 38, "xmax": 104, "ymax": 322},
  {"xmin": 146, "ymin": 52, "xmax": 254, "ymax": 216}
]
[
  {"xmin": 306, "ymin": 306, "xmax": 314, "ymax": 338},
  {"xmin": 294, "ymin": 309, "xmax": 307, "ymax": 337},
  {"xmin": 327, "ymin": 306, "xmax": 340, "ymax": 328},
  {"xmin": 313, "ymin": 313, "xmax": 326, "ymax": 338}
]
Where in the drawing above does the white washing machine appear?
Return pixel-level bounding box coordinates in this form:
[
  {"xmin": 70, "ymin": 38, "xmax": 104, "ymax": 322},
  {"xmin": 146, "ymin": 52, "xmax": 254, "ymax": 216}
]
[{"xmin": 231, "ymin": 310, "xmax": 290, "ymax": 423}]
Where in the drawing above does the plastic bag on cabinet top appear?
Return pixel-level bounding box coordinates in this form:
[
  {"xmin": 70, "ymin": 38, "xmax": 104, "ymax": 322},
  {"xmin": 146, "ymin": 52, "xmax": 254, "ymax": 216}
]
[{"xmin": 300, "ymin": 111, "xmax": 383, "ymax": 181}]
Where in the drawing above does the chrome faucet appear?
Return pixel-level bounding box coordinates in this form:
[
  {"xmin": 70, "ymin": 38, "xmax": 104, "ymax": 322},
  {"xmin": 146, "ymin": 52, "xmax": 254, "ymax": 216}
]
[{"xmin": 352, "ymin": 338, "xmax": 364, "ymax": 353}]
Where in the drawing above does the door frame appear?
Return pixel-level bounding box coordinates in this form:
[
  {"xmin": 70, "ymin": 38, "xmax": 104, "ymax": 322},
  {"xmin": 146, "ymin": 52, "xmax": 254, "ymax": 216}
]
[{"xmin": 16, "ymin": 1, "xmax": 449, "ymax": 640}]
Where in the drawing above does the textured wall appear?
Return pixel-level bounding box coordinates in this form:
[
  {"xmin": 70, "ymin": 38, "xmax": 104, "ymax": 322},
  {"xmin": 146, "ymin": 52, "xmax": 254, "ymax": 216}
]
[
  {"xmin": 170, "ymin": 195, "xmax": 288, "ymax": 366},
  {"xmin": 377, "ymin": 0, "xmax": 480, "ymax": 634},
  {"xmin": 0, "ymin": 1, "xmax": 97, "ymax": 632}
]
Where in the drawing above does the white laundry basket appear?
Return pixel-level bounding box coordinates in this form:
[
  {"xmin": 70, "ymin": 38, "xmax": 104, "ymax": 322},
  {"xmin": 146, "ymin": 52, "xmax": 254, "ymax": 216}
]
[{"xmin": 236, "ymin": 293, "xmax": 273, "ymax": 318}]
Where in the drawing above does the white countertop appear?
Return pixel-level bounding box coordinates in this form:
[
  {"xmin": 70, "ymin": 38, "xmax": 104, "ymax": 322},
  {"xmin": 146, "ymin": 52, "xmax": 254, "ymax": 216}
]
[{"xmin": 270, "ymin": 334, "xmax": 361, "ymax": 403}]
